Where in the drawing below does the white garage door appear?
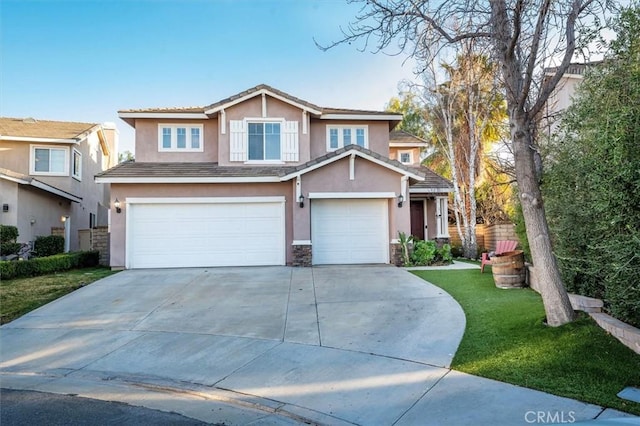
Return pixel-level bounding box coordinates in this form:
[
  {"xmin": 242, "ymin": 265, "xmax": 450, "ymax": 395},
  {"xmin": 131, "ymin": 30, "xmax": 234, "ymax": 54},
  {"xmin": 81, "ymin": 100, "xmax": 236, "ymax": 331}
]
[
  {"xmin": 127, "ymin": 198, "xmax": 285, "ymax": 269},
  {"xmin": 311, "ymin": 199, "xmax": 389, "ymax": 265}
]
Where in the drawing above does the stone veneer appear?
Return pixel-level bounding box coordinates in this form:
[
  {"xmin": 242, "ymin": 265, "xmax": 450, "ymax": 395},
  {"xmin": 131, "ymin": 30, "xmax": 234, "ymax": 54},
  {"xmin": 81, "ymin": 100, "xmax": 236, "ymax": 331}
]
[
  {"xmin": 92, "ymin": 226, "xmax": 110, "ymax": 267},
  {"xmin": 390, "ymin": 243, "xmax": 404, "ymax": 266},
  {"xmin": 292, "ymin": 245, "xmax": 312, "ymax": 267}
]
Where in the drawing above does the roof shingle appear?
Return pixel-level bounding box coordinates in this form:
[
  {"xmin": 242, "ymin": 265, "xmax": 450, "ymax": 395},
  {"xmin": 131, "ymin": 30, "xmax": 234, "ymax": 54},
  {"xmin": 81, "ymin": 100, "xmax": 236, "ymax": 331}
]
[{"xmin": 0, "ymin": 117, "xmax": 98, "ymax": 140}]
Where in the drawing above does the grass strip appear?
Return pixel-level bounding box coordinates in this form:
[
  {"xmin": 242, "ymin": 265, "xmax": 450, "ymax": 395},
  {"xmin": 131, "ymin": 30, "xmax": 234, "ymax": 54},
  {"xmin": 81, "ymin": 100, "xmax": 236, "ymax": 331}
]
[
  {"xmin": 1, "ymin": 267, "xmax": 118, "ymax": 324},
  {"xmin": 412, "ymin": 268, "xmax": 640, "ymax": 415}
]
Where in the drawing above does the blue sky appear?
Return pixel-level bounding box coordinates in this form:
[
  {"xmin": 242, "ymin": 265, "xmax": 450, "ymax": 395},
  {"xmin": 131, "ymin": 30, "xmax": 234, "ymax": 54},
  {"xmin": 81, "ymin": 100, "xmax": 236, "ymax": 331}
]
[{"xmin": 1, "ymin": 0, "xmax": 417, "ymax": 153}]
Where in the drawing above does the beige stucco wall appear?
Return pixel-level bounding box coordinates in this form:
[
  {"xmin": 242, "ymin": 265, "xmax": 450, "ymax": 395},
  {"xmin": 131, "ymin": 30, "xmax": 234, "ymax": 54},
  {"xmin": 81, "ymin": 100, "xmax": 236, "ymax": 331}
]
[
  {"xmin": 389, "ymin": 147, "xmax": 421, "ymax": 166},
  {"xmin": 292, "ymin": 156, "xmax": 411, "ymax": 242},
  {"xmin": 0, "ymin": 179, "xmax": 19, "ymax": 231},
  {"xmin": 218, "ymin": 95, "xmax": 311, "ymax": 166},
  {"xmin": 309, "ymin": 120, "xmax": 390, "ymax": 159},
  {"xmin": 0, "ymin": 132, "xmax": 112, "ymax": 250},
  {"xmin": 17, "ymin": 186, "xmax": 72, "ymax": 246},
  {"xmin": 109, "ymin": 182, "xmax": 294, "ymax": 268},
  {"xmin": 133, "ymin": 118, "xmax": 218, "ymax": 163}
]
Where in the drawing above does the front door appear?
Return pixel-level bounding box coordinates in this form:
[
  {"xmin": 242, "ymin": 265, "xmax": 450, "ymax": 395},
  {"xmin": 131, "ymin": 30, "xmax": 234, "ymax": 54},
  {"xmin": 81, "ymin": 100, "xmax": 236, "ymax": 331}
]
[{"xmin": 410, "ymin": 200, "xmax": 425, "ymax": 240}]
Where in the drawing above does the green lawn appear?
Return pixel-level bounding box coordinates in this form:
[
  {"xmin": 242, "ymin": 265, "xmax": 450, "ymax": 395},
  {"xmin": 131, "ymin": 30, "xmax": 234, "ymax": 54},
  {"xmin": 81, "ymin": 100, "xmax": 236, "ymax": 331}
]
[
  {"xmin": 412, "ymin": 268, "xmax": 640, "ymax": 415},
  {"xmin": 0, "ymin": 267, "xmax": 118, "ymax": 324}
]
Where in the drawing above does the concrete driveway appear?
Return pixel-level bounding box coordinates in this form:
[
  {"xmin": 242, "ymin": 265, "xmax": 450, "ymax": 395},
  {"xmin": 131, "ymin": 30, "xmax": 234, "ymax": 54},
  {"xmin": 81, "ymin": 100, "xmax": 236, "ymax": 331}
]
[{"xmin": 0, "ymin": 266, "xmax": 626, "ymax": 425}]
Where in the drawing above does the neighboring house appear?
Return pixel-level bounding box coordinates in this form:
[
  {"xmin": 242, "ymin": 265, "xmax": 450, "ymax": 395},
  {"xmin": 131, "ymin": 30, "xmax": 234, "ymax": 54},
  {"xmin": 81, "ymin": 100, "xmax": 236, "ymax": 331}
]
[
  {"xmin": 0, "ymin": 117, "xmax": 118, "ymax": 251},
  {"xmin": 542, "ymin": 63, "xmax": 593, "ymax": 137},
  {"xmin": 96, "ymin": 84, "xmax": 452, "ymax": 269}
]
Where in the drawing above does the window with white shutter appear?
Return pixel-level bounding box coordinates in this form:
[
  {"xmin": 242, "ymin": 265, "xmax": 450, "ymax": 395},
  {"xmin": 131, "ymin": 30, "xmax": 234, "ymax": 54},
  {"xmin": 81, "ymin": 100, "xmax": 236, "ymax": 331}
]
[
  {"xmin": 229, "ymin": 120, "xmax": 247, "ymax": 162},
  {"xmin": 230, "ymin": 118, "xmax": 299, "ymax": 163}
]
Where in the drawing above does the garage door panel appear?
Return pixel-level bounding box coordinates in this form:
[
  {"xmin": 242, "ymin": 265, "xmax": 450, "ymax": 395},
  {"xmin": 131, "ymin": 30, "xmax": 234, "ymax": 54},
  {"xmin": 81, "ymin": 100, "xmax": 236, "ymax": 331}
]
[
  {"xmin": 128, "ymin": 201, "xmax": 285, "ymax": 269},
  {"xmin": 312, "ymin": 199, "xmax": 388, "ymax": 265}
]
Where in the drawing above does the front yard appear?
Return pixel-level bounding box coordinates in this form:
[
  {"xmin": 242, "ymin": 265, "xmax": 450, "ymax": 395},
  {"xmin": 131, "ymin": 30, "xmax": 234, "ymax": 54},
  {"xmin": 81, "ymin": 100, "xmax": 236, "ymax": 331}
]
[
  {"xmin": 413, "ymin": 268, "xmax": 640, "ymax": 415},
  {"xmin": 0, "ymin": 267, "xmax": 118, "ymax": 324}
]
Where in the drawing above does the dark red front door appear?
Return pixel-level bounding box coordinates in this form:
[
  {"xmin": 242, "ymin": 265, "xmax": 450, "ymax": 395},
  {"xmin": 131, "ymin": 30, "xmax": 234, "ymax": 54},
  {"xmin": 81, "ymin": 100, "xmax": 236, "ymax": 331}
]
[{"xmin": 410, "ymin": 200, "xmax": 425, "ymax": 240}]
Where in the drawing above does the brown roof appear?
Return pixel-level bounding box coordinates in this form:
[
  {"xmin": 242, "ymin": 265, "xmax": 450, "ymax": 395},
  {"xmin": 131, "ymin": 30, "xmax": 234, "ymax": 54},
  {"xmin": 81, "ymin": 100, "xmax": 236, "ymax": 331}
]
[
  {"xmin": 389, "ymin": 130, "xmax": 429, "ymax": 145},
  {"xmin": 118, "ymin": 84, "xmax": 398, "ymax": 118},
  {"xmin": 95, "ymin": 161, "xmax": 296, "ymax": 179},
  {"xmin": 0, "ymin": 117, "xmax": 98, "ymax": 140},
  {"xmin": 409, "ymin": 166, "xmax": 453, "ymax": 191},
  {"xmin": 97, "ymin": 145, "xmax": 425, "ymax": 182}
]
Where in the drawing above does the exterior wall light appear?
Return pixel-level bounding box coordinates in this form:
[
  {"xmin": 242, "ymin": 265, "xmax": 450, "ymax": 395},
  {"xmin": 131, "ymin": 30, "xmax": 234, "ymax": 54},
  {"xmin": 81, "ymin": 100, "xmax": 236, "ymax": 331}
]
[
  {"xmin": 114, "ymin": 198, "xmax": 122, "ymax": 213},
  {"xmin": 397, "ymin": 194, "xmax": 404, "ymax": 208},
  {"xmin": 298, "ymin": 194, "xmax": 305, "ymax": 208},
  {"xmin": 61, "ymin": 215, "xmax": 68, "ymax": 222}
]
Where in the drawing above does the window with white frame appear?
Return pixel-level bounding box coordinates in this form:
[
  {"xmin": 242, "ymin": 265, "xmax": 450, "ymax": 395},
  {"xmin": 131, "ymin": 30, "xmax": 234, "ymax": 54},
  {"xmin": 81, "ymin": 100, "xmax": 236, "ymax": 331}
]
[
  {"xmin": 248, "ymin": 122, "xmax": 281, "ymax": 161},
  {"xmin": 158, "ymin": 124, "xmax": 203, "ymax": 152},
  {"xmin": 72, "ymin": 149, "xmax": 82, "ymax": 180},
  {"xmin": 30, "ymin": 145, "xmax": 69, "ymax": 176},
  {"xmin": 398, "ymin": 150, "xmax": 413, "ymax": 164},
  {"xmin": 326, "ymin": 125, "xmax": 368, "ymax": 151}
]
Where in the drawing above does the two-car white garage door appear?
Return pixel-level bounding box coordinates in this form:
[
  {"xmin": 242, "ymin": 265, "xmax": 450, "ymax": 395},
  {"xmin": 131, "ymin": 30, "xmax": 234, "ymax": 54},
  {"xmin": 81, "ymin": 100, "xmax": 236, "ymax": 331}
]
[
  {"xmin": 127, "ymin": 198, "xmax": 285, "ymax": 269},
  {"xmin": 126, "ymin": 197, "xmax": 389, "ymax": 268}
]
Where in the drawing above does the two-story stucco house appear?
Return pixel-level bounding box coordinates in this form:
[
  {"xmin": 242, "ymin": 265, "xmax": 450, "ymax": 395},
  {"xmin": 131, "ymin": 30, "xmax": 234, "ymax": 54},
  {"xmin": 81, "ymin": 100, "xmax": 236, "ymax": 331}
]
[
  {"xmin": 0, "ymin": 117, "xmax": 118, "ymax": 251},
  {"xmin": 96, "ymin": 85, "xmax": 451, "ymax": 269}
]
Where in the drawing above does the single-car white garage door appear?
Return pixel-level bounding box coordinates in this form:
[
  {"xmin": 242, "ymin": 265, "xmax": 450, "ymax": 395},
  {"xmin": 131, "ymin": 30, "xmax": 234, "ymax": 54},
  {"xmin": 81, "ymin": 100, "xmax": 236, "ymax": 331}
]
[
  {"xmin": 127, "ymin": 198, "xmax": 285, "ymax": 269},
  {"xmin": 311, "ymin": 199, "xmax": 389, "ymax": 265}
]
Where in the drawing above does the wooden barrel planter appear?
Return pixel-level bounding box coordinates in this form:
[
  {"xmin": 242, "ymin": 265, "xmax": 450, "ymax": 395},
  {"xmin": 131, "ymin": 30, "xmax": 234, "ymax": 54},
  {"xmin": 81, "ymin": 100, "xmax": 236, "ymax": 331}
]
[{"xmin": 491, "ymin": 250, "xmax": 526, "ymax": 289}]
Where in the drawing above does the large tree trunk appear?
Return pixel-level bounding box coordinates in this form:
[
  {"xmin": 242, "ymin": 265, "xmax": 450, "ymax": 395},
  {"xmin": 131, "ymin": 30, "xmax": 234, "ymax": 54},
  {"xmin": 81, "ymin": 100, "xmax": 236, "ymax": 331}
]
[{"xmin": 511, "ymin": 114, "xmax": 575, "ymax": 326}]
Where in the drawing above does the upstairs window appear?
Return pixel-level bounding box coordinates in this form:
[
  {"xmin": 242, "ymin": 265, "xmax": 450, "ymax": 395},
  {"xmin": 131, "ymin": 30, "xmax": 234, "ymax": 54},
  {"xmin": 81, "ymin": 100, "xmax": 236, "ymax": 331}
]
[
  {"xmin": 158, "ymin": 124, "xmax": 203, "ymax": 152},
  {"xmin": 326, "ymin": 125, "xmax": 368, "ymax": 151},
  {"xmin": 398, "ymin": 150, "xmax": 413, "ymax": 165},
  {"xmin": 30, "ymin": 145, "xmax": 69, "ymax": 176},
  {"xmin": 248, "ymin": 122, "xmax": 281, "ymax": 161},
  {"xmin": 72, "ymin": 149, "xmax": 82, "ymax": 180}
]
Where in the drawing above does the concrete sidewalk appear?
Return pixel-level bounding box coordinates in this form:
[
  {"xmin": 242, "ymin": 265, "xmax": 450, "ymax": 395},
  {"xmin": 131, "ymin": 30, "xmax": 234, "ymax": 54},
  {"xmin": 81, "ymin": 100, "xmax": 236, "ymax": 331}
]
[{"xmin": 0, "ymin": 266, "xmax": 634, "ymax": 425}]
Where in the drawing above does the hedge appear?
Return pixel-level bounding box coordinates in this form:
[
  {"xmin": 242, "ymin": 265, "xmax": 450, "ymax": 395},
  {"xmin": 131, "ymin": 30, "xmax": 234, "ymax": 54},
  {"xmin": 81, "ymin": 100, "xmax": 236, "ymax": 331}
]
[
  {"xmin": 34, "ymin": 235, "xmax": 65, "ymax": 257},
  {"xmin": 0, "ymin": 251, "xmax": 99, "ymax": 280}
]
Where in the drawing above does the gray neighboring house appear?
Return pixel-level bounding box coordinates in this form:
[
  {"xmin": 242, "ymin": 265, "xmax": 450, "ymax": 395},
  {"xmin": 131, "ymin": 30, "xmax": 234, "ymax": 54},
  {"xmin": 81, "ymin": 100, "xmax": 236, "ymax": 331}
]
[{"xmin": 0, "ymin": 117, "xmax": 118, "ymax": 252}]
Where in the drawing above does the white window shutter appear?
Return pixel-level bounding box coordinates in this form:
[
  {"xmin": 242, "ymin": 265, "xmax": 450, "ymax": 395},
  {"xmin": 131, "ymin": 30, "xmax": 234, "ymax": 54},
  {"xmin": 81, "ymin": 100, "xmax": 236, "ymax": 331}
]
[
  {"xmin": 282, "ymin": 120, "xmax": 299, "ymax": 162},
  {"xmin": 229, "ymin": 120, "xmax": 246, "ymax": 162}
]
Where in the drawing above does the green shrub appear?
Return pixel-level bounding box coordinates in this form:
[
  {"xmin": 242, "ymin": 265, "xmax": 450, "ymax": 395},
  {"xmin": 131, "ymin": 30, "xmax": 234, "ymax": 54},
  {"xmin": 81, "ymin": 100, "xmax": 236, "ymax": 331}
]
[
  {"xmin": 0, "ymin": 251, "xmax": 99, "ymax": 280},
  {"xmin": 0, "ymin": 225, "xmax": 19, "ymax": 243},
  {"xmin": 411, "ymin": 240, "xmax": 437, "ymax": 265},
  {"xmin": 450, "ymin": 244, "xmax": 464, "ymax": 258},
  {"xmin": 438, "ymin": 244, "xmax": 453, "ymax": 263},
  {"xmin": 34, "ymin": 235, "xmax": 65, "ymax": 257},
  {"xmin": 1, "ymin": 243, "xmax": 21, "ymax": 256},
  {"xmin": 0, "ymin": 225, "xmax": 21, "ymax": 256}
]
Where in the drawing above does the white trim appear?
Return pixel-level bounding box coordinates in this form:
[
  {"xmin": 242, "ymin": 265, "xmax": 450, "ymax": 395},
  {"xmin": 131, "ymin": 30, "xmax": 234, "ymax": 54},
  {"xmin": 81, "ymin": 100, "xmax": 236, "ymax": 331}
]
[
  {"xmin": 158, "ymin": 124, "xmax": 204, "ymax": 152},
  {"xmin": 262, "ymin": 93, "xmax": 267, "ymax": 117},
  {"xmin": 204, "ymin": 88, "xmax": 323, "ymax": 115},
  {"xmin": 126, "ymin": 196, "xmax": 286, "ymax": 205},
  {"xmin": 118, "ymin": 112, "xmax": 208, "ymax": 119},
  {"xmin": 320, "ymin": 113, "xmax": 402, "ymax": 121},
  {"xmin": 244, "ymin": 160, "xmax": 285, "ymax": 165},
  {"xmin": 295, "ymin": 176, "xmax": 302, "ymax": 201},
  {"xmin": 30, "ymin": 145, "xmax": 70, "ymax": 176},
  {"xmin": 435, "ymin": 196, "xmax": 449, "ymax": 238},
  {"xmin": 410, "ymin": 187, "xmax": 454, "ymax": 193},
  {"xmin": 309, "ymin": 192, "xmax": 396, "ymax": 199},
  {"xmin": 390, "ymin": 238, "xmax": 400, "ymax": 244},
  {"xmin": 1, "ymin": 136, "xmax": 79, "ymax": 144},
  {"xmin": 95, "ymin": 176, "xmax": 281, "ymax": 184},
  {"xmin": 72, "ymin": 148, "xmax": 82, "ymax": 181},
  {"xmin": 292, "ymin": 240, "xmax": 312, "ymax": 246},
  {"xmin": 389, "ymin": 142, "xmax": 429, "ymax": 148},
  {"xmin": 280, "ymin": 148, "xmax": 424, "ymax": 181},
  {"xmin": 326, "ymin": 125, "xmax": 368, "ymax": 151},
  {"xmin": 220, "ymin": 109, "xmax": 226, "ymax": 134},
  {"xmin": 349, "ymin": 153, "xmax": 355, "ymax": 180},
  {"xmin": 302, "ymin": 110, "xmax": 308, "ymax": 135},
  {"xmin": 401, "ymin": 176, "xmax": 408, "ymax": 200}
]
